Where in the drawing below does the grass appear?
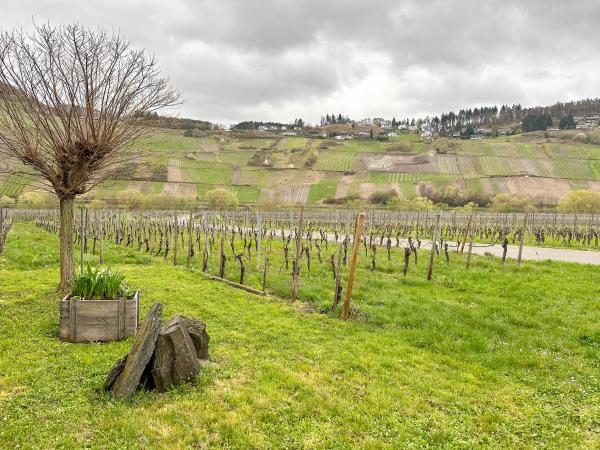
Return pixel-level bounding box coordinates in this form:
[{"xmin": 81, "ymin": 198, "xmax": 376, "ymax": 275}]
[
  {"xmin": 182, "ymin": 167, "xmax": 232, "ymax": 185},
  {"xmin": 307, "ymin": 179, "xmax": 337, "ymax": 203},
  {"xmin": 1, "ymin": 223, "xmax": 600, "ymax": 448},
  {"xmin": 132, "ymin": 129, "xmax": 201, "ymax": 153}
]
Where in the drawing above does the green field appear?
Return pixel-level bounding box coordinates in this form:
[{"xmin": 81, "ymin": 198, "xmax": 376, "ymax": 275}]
[
  {"xmin": 1, "ymin": 224, "xmax": 599, "ymax": 448},
  {"xmin": 0, "ymin": 174, "xmax": 29, "ymax": 197},
  {"xmin": 314, "ymin": 150, "xmax": 357, "ymax": 171},
  {"xmin": 307, "ymin": 179, "xmax": 337, "ymax": 202}
]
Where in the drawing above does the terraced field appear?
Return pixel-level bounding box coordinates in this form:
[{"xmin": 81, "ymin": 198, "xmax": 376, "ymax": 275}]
[
  {"xmin": 0, "ymin": 175, "xmax": 29, "ymax": 197},
  {"xmin": 7, "ymin": 129, "xmax": 600, "ymax": 206},
  {"xmin": 314, "ymin": 150, "xmax": 357, "ymax": 171}
]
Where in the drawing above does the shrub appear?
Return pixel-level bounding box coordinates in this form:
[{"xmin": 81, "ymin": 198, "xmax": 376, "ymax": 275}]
[
  {"xmin": 0, "ymin": 195, "xmax": 16, "ymax": 206},
  {"xmin": 369, "ymin": 189, "xmax": 398, "ymax": 204},
  {"xmin": 19, "ymin": 191, "xmax": 57, "ymax": 208},
  {"xmin": 388, "ymin": 142, "xmax": 411, "ymax": 152},
  {"xmin": 116, "ymin": 189, "xmax": 144, "ymax": 209},
  {"xmin": 72, "ymin": 265, "xmax": 133, "ymax": 300},
  {"xmin": 417, "ymin": 184, "xmax": 490, "ymax": 208},
  {"xmin": 88, "ymin": 199, "xmax": 107, "ymax": 209},
  {"xmin": 323, "ymin": 194, "xmax": 361, "ymax": 205},
  {"xmin": 490, "ymin": 193, "xmax": 536, "ymax": 212},
  {"xmin": 558, "ymin": 190, "xmax": 600, "ymax": 213},
  {"xmin": 387, "ymin": 196, "xmax": 436, "ymax": 211},
  {"xmin": 205, "ymin": 188, "xmax": 239, "ymax": 210}
]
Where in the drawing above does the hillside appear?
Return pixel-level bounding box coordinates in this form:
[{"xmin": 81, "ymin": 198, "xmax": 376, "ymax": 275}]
[{"xmin": 3, "ymin": 128, "xmax": 600, "ymax": 207}]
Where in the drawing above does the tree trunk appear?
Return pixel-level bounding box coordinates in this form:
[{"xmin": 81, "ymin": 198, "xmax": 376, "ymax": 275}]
[{"xmin": 59, "ymin": 196, "xmax": 75, "ymax": 292}]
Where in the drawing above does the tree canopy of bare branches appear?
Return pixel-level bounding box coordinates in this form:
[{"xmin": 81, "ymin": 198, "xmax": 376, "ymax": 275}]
[{"xmin": 0, "ymin": 23, "xmax": 180, "ymax": 289}]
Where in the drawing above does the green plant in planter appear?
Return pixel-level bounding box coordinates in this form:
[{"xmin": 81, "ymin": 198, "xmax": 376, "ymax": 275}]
[{"xmin": 72, "ymin": 265, "xmax": 134, "ymax": 300}]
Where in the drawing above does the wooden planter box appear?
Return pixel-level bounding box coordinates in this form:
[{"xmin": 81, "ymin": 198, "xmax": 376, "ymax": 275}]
[{"xmin": 59, "ymin": 290, "xmax": 140, "ymax": 342}]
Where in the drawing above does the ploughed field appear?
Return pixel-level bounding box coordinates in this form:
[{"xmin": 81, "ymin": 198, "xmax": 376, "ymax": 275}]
[
  {"xmin": 4, "ymin": 129, "xmax": 600, "ymax": 206},
  {"xmin": 0, "ymin": 222, "xmax": 599, "ymax": 448}
]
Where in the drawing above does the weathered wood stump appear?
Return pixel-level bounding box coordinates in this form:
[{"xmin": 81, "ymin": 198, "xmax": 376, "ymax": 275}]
[{"xmin": 105, "ymin": 307, "xmax": 210, "ymax": 397}]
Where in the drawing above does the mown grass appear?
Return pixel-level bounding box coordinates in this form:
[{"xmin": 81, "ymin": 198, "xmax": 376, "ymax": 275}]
[{"xmin": 0, "ymin": 223, "xmax": 599, "ymax": 448}]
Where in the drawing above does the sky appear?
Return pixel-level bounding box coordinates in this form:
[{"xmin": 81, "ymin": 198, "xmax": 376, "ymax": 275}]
[{"xmin": 1, "ymin": 0, "xmax": 599, "ymax": 125}]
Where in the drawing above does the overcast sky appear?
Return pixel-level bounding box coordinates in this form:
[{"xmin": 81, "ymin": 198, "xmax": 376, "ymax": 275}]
[{"xmin": 1, "ymin": 0, "xmax": 599, "ymax": 125}]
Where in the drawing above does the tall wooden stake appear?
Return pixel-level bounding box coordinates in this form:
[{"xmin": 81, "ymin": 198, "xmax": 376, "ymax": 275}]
[
  {"xmin": 427, "ymin": 211, "xmax": 441, "ymax": 281},
  {"xmin": 173, "ymin": 211, "xmax": 178, "ymax": 266},
  {"xmin": 459, "ymin": 212, "xmax": 474, "ymax": 254},
  {"xmin": 466, "ymin": 227, "xmax": 475, "ymax": 270},
  {"xmin": 0, "ymin": 206, "xmax": 4, "ymax": 253},
  {"xmin": 518, "ymin": 212, "xmax": 528, "ymax": 265},
  {"xmin": 341, "ymin": 212, "xmax": 365, "ymax": 321},
  {"xmin": 80, "ymin": 207, "xmax": 85, "ymax": 275},
  {"xmin": 187, "ymin": 210, "xmax": 194, "ymax": 268},
  {"xmin": 291, "ymin": 208, "xmax": 304, "ymax": 301},
  {"xmin": 261, "ymin": 238, "xmax": 269, "ymax": 292}
]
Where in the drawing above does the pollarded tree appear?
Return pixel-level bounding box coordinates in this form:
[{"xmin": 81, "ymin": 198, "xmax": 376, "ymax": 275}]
[{"xmin": 0, "ymin": 24, "xmax": 179, "ymax": 290}]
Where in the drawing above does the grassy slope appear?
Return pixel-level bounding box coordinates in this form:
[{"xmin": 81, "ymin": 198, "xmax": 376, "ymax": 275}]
[{"xmin": 0, "ymin": 224, "xmax": 599, "ymax": 448}]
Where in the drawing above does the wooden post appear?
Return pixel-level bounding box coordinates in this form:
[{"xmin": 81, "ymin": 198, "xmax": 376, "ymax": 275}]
[
  {"xmin": 261, "ymin": 238, "xmax": 269, "ymax": 292},
  {"xmin": 0, "ymin": 206, "xmax": 3, "ymax": 254},
  {"xmin": 291, "ymin": 207, "xmax": 304, "ymax": 302},
  {"xmin": 427, "ymin": 211, "xmax": 441, "ymax": 281},
  {"xmin": 256, "ymin": 212, "xmax": 262, "ymax": 270},
  {"xmin": 517, "ymin": 212, "xmax": 528, "ymax": 265},
  {"xmin": 80, "ymin": 207, "xmax": 85, "ymax": 275},
  {"xmin": 466, "ymin": 227, "xmax": 475, "ymax": 270},
  {"xmin": 332, "ymin": 238, "xmax": 343, "ymax": 309},
  {"xmin": 187, "ymin": 210, "xmax": 193, "ymax": 268},
  {"xmin": 99, "ymin": 230, "xmax": 105, "ymax": 265},
  {"xmin": 173, "ymin": 211, "xmax": 178, "ymax": 266},
  {"xmin": 459, "ymin": 212, "xmax": 473, "ymax": 254},
  {"xmin": 341, "ymin": 212, "xmax": 365, "ymax": 321}
]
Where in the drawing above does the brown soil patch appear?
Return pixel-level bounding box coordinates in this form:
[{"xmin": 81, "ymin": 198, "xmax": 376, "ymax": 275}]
[
  {"xmin": 200, "ymin": 143, "xmax": 219, "ymax": 153},
  {"xmin": 162, "ymin": 182, "xmax": 196, "ymax": 198},
  {"xmin": 587, "ymin": 181, "xmax": 600, "ymax": 192},
  {"xmin": 359, "ymin": 152, "xmax": 437, "ymax": 173},
  {"xmin": 167, "ymin": 166, "xmax": 187, "ymax": 183},
  {"xmin": 335, "ymin": 173, "xmax": 355, "ymax": 198},
  {"xmin": 506, "ymin": 177, "xmax": 571, "ymax": 200}
]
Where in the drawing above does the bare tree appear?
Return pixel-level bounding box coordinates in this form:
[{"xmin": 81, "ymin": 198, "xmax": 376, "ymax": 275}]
[{"xmin": 0, "ymin": 24, "xmax": 179, "ymax": 290}]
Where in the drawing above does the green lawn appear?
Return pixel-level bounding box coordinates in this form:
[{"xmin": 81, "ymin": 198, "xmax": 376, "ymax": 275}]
[{"xmin": 1, "ymin": 223, "xmax": 599, "ymax": 448}]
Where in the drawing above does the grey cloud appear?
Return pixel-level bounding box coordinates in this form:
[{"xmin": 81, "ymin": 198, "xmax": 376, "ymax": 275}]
[{"xmin": 1, "ymin": 0, "xmax": 599, "ymax": 123}]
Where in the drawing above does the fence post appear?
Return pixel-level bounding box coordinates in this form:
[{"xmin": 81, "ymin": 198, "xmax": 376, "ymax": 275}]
[
  {"xmin": 341, "ymin": 211, "xmax": 366, "ymax": 321},
  {"xmin": 466, "ymin": 226, "xmax": 475, "ymax": 270},
  {"xmin": 291, "ymin": 207, "xmax": 304, "ymax": 301},
  {"xmin": 187, "ymin": 210, "xmax": 193, "ymax": 268},
  {"xmin": 0, "ymin": 206, "xmax": 4, "ymax": 254},
  {"xmin": 256, "ymin": 211, "xmax": 262, "ymax": 270},
  {"xmin": 427, "ymin": 211, "xmax": 441, "ymax": 281},
  {"xmin": 80, "ymin": 207, "xmax": 85, "ymax": 275},
  {"xmin": 261, "ymin": 238, "xmax": 269, "ymax": 292},
  {"xmin": 173, "ymin": 211, "xmax": 178, "ymax": 266},
  {"xmin": 518, "ymin": 212, "xmax": 528, "ymax": 265},
  {"xmin": 459, "ymin": 212, "xmax": 474, "ymax": 253}
]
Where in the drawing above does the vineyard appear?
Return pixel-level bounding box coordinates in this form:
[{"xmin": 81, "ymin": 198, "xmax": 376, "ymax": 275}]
[{"xmin": 11, "ymin": 207, "xmax": 599, "ymax": 313}]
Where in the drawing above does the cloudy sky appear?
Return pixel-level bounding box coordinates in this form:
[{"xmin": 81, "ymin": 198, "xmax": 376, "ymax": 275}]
[{"xmin": 1, "ymin": 0, "xmax": 599, "ymax": 125}]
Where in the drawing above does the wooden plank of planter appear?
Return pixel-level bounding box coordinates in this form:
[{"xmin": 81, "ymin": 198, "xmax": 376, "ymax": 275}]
[{"xmin": 113, "ymin": 303, "xmax": 163, "ymax": 399}]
